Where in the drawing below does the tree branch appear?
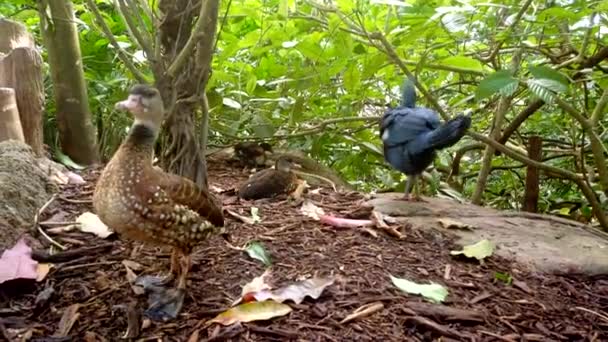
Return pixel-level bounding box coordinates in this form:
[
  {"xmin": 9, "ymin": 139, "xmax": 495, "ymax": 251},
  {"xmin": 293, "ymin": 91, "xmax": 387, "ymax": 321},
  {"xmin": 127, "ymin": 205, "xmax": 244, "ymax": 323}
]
[
  {"xmin": 84, "ymin": 0, "xmax": 148, "ymax": 83},
  {"xmin": 480, "ymin": 0, "xmax": 533, "ymax": 63},
  {"xmin": 166, "ymin": 0, "xmax": 210, "ymax": 78},
  {"xmin": 114, "ymin": 0, "xmax": 153, "ymax": 58}
]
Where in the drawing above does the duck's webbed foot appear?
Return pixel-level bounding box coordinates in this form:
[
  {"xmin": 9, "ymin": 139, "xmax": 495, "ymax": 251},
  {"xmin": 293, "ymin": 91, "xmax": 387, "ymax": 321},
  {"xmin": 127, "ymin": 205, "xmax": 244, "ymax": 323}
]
[
  {"xmin": 134, "ymin": 248, "xmax": 180, "ymax": 287},
  {"xmin": 143, "ymin": 286, "xmax": 186, "ymax": 321},
  {"xmin": 134, "ymin": 249, "xmax": 187, "ymax": 321}
]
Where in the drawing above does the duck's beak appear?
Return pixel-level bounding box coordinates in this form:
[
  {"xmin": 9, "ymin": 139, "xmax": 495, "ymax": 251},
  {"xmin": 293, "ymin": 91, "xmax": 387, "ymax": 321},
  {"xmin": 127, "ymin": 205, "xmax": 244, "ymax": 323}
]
[{"xmin": 115, "ymin": 95, "xmax": 141, "ymax": 111}]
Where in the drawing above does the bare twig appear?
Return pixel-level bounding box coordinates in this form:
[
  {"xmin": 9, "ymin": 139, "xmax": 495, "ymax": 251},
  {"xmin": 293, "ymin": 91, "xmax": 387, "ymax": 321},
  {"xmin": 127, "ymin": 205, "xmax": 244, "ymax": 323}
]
[{"xmin": 33, "ymin": 194, "xmax": 67, "ymax": 250}]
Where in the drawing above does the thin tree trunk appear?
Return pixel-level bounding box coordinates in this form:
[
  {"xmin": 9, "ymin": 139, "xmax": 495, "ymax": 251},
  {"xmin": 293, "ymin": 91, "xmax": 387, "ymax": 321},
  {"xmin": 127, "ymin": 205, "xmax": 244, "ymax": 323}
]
[
  {"xmin": 472, "ymin": 50, "xmax": 523, "ymax": 204},
  {"xmin": 0, "ymin": 88, "xmax": 25, "ymax": 143},
  {"xmin": 38, "ymin": 0, "xmax": 99, "ymax": 165},
  {"xmin": 523, "ymin": 136, "xmax": 542, "ymax": 212}
]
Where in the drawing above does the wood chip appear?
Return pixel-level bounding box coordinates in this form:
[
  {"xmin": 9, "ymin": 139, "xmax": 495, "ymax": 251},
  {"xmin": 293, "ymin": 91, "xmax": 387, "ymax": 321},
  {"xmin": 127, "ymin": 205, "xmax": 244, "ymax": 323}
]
[
  {"xmin": 53, "ymin": 304, "xmax": 80, "ymax": 337},
  {"xmin": 340, "ymin": 302, "xmax": 384, "ymax": 324}
]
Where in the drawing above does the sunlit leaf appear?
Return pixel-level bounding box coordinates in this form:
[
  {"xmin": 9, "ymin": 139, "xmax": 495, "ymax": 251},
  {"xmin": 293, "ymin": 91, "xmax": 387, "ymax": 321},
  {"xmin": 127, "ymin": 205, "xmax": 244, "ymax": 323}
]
[
  {"xmin": 209, "ymin": 300, "xmax": 292, "ymax": 325},
  {"xmin": 439, "ymin": 56, "xmax": 484, "ymax": 73},
  {"xmin": 222, "ymin": 97, "xmax": 242, "ymax": 109},
  {"xmin": 390, "ymin": 275, "xmax": 449, "ymax": 303},
  {"xmin": 244, "ymin": 241, "xmax": 272, "ymax": 266},
  {"xmin": 450, "ymin": 239, "xmax": 495, "ymax": 261}
]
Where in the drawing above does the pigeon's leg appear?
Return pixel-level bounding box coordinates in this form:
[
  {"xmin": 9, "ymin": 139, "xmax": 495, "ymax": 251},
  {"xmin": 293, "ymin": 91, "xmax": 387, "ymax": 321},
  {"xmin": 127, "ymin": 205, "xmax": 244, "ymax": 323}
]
[
  {"xmin": 411, "ymin": 174, "xmax": 427, "ymax": 202},
  {"xmin": 401, "ymin": 174, "xmax": 416, "ymax": 201}
]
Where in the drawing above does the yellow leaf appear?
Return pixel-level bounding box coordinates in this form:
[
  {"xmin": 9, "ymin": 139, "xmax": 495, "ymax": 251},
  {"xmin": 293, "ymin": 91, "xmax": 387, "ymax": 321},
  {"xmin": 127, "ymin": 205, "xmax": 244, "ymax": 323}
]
[{"xmin": 209, "ymin": 300, "xmax": 292, "ymax": 326}]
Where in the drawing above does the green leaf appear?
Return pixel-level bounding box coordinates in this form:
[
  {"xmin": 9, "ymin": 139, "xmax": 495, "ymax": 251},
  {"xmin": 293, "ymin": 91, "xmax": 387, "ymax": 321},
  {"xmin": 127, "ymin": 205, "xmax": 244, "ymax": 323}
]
[
  {"xmin": 526, "ymin": 79, "xmax": 562, "ymax": 103},
  {"xmin": 245, "ymin": 241, "xmax": 272, "ymax": 266},
  {"xmin": 475, "ymin": 70, "xmax": 519, "ymax": 100},
  {"xmin": 528, "ymin": 66, "xmax": 569, "ymax": 88},
  {"xmin": 439, "ymin": 56, "xmax": 484, "ymax": 73},
  {"xmin": 450, "ymin": 239, "xmax": 495, "ymax": 261},
  {"xmin": 54, "ymin": 150, "xmax": 85, "ymax": 170},
  {"xmin": 209, "ymin": 300, "xmax": 292, "ymax": 325},
  {"xmin": 494, "ymin": 272, "xmax": 513, "ymax": 285},
  {"xmin": 246, "ymin": 75, "xmax": 258, "ymax": 95},
  {"xmin": 390, "ymin": 275, "xmax": 449, "ymax": 303},
  {"xmin": 343, "ymin": 63, "xmax": 361, "ymax": 93}
]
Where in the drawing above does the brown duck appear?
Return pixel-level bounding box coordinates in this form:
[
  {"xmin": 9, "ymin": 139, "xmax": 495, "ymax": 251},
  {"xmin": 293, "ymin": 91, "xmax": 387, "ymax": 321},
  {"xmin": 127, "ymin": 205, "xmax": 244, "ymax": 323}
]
[
  {"xmin": 92, "ymin": 84, "xmax": 224, "ymax": 320},
  {"xmin": 238, "ymin": 156, "xmax": 298, "ymax": 200},
  {"xmin": 234, "ymin": 141, "xmax": 273, "ymax": 168}
]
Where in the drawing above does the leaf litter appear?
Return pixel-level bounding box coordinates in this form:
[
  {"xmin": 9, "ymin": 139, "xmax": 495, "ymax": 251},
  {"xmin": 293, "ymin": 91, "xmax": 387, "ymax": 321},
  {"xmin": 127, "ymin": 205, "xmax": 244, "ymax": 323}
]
[{"xmin": 2, "ymin": 161, "xmax": 607, "ymax": 341}]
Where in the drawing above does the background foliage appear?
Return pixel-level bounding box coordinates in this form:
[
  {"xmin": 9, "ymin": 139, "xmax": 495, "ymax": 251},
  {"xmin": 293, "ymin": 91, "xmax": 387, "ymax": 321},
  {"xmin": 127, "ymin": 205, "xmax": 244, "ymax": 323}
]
[{"xmin": 1, "ymin": 0, "xmax": 607, "ymax": 224}]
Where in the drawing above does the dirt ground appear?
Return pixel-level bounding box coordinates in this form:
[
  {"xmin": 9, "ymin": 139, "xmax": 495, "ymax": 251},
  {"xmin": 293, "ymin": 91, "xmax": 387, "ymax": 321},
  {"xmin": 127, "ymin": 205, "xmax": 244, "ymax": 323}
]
[{"xmin": 1, "ymin": 155, "xmax": 607, "ymax": 341}]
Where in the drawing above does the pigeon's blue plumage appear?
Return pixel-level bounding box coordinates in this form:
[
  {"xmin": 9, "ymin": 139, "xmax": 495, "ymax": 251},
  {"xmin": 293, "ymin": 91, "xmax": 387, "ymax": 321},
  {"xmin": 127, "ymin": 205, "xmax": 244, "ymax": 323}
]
[{"xmin": 380, "ymin": 78, "xmax": 471, "ymax": 200}]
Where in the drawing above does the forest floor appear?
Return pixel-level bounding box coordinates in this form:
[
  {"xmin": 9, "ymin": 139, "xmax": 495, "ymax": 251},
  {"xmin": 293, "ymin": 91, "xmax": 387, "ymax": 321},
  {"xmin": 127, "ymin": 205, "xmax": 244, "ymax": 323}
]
[{"xmin": 1, "ymin": 154, "xmax": 608, "ymax": 342}]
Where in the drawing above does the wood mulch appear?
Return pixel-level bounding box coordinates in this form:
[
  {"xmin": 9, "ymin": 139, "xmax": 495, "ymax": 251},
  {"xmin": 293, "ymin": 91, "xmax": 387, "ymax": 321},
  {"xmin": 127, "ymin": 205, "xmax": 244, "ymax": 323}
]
[{"xmin": 1, "ymin": 155, "xmax": 607, "ymax": 341}]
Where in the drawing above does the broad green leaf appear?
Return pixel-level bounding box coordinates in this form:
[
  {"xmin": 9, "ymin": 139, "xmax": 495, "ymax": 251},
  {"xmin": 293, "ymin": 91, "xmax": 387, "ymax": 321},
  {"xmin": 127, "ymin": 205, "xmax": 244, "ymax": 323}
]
[
  {"xmin": 537, "ymin": 7, "xmax": 580, "ymax": 22},
  {"xmin": 450, "ymin": 239, "xmax": 495, "ymax": 261},
  {"xmin": 390, "ymin": 275, "xmax": 449, "ymax": 303},
  {"xmin": 528, "ymin": 66, "xmax": 569, "ymax": 87},
  {"xmin": 475, "ymin": 70, "xmax": 518, "ymax": 100},
  {"xmin": 54, "ymin": 150, "xmax": 85, "ymax": 170},
  {"xmin": 209, "ymin": 300, "xmax": 292, "ymax": 325},
  {"xmin": 439, "ymin": 56, "xmax": 484, "ymax": 73},
  {"xmin": 526, "ymin": 79, "xmax": 562, "ymax": 103},
  {"xmin": 278, "ymin": 0, "xmax": 289, "ymax": 18},
  {"xmin": 246, "ymin": 75, "xmax": 258, "ymax": 94},
  {"xmin": 244, "ymin": 241, "xmax": 272, "ymax": 266},
  {"xmin": 343, "ymin": 63, "xmax": 361, "ymax": 93}
]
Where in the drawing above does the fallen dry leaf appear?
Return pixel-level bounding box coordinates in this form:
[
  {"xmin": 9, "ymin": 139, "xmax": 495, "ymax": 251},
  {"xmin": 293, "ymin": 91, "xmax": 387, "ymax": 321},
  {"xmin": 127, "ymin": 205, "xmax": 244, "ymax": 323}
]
[
  {"xmin": 0, "ymin": 238, "xmax": 39, "ymax": 284},
  {"xmin": 36, "ymin": 263, "xmax": 53, "ymax": 282},
  {"xmin": 122, "ymin": 260, "xmax": 144, "ymax": 272},
  {"xmin": 289, "ymin": 179, "xmax": 309, "ymax": 200},
  {"xmin": 300, "ymin": 200, "xmax": 325, "ymax": 220},
  {"xmin": 66, "ymin": 171, "xmax": 85, "ymax": 184},
  {"xmin": 209, "ymin": 300, "xmax": 292, "ymax": 326},
  {"xmin": 76, "ymin": 212, "xmax": 113, "ymax": 238},
  {"xmin": 233, "ymin": 269, "xmax": 273, "ymax": 306},
  {"xmin": 251, "ymin": 276, "xmax": 335, "ymax": 304}
]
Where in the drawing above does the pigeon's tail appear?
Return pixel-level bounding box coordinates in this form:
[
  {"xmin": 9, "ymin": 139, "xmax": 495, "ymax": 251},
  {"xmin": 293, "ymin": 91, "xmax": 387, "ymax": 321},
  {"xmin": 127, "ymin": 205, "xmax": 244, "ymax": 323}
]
[
  {"xmin": 400, "ymin": 77, "xmax": 416, "ymax": 108},
  {"xmin": 425, "ymin": 115, "xmax": 472, "ymax": 150}
]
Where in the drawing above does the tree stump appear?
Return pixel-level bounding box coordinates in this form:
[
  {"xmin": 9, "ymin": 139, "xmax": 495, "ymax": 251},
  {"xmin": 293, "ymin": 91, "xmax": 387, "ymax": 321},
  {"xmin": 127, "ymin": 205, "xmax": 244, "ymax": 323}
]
[
  {"xmin": 0, "ymin": 18, "xmax": 35, "ymax": 52},
  {"xmin": 0, "ymin": 87, "xmax": 25, "ymax": 143},
  {"xmin": 0, "ymin": 18, "xmax": 44, "ymax": 156}
]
